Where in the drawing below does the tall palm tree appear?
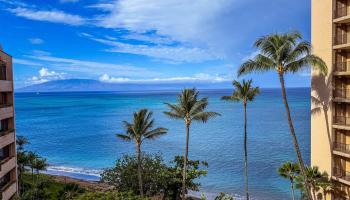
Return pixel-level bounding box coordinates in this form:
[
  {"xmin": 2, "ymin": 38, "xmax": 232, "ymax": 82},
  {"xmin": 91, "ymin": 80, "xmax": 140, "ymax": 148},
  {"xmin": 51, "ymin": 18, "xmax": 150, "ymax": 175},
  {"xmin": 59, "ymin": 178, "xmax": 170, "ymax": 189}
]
[
  {"xmin": 117, "ymin": 109, "xmax": 168, "ymax": 198},
  {"xmin": 237, "ymin": 31, "xmax": 327, "ymax": 200},
  {"xmin": 318, "ymin": 173, "xmax": 333, "ymax": 200},
  {"xmin": 278, "ymin": 162, "xmax": 300, "ymax": 200},
  {"xmin": 164, "ymin": 88, "xmax": 220, "ymax": 200},
  {"xmin": 16, "ymin": 135, "xmax": 29, "ymax": 152},
  {"xmin": 221, "ymin": 79, "xmax": 259, "ymax": 200},
  {"xmin": 305, "ymin": 166, "xmax": 323, "ymax": 200}
]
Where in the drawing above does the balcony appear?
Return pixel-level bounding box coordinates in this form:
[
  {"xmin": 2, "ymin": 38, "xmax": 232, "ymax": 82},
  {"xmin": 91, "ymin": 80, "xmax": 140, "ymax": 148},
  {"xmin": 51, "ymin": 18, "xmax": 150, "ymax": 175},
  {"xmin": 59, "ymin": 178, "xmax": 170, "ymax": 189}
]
[
  {"xmin": 334, "ymin": 34, "xmax": 350, "ymax": 49},
  {"xmin": 334, "ymin": 88, "xmax": 350, "ymax": 102},
  {"xmin": 0, "ymin": 180, "xmax": 16, "ymax": 200},
  {"xmin": 334, "ymin": 62, "xmax": 350, "ymax": 76},
  {"xmin": 0, "ymin": 130, "xmax": 14, "ymax": 150},
  {"xmin": 0, "ymin": 81, "xmax": 11, "ymax": 92},
  {"xmin": 0, "ymin": 157, "xmax": 15, "ymax": 176},
  {"xmin": 333, "ymin": 167, "xmax": 350, "ymax": 186},
  {"xmin": 334, "ymin": 6, "xmax": 350, "ymax": 24},
  {"xmin": 0, "ymin": 105, "xmax": 13, "ymax": 120},
  {"xmin": 334, "ymin": 142, "xmax": 350, "ymax": 158}
]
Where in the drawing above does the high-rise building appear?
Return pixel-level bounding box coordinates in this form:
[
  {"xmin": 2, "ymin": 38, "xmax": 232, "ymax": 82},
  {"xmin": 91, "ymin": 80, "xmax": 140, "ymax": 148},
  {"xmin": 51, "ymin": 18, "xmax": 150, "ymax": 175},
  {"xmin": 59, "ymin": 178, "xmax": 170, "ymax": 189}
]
[
  {"xmin": 312, "ymin": 0, "xmax": 350, "ymax": 199},
  {"xmin": 0, "ymin": 48, "xmax": 18, "ymax": 199}
]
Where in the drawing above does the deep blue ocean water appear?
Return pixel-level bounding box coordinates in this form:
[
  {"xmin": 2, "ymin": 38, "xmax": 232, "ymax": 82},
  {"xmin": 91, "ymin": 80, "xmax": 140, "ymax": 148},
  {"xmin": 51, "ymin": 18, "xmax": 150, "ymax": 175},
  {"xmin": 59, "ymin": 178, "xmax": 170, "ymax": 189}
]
[{"xmin": 14, "ymin": 88, "xmax": 311, "ymax": 200}]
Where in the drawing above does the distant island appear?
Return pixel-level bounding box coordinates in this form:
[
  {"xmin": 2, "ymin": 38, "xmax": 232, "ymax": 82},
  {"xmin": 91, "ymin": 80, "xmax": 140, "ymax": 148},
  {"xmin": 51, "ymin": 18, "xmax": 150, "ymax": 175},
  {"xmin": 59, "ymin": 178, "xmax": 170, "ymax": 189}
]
[{"xmin": 16, "ymin": 79, "xmax": 232, "ymax": 93}]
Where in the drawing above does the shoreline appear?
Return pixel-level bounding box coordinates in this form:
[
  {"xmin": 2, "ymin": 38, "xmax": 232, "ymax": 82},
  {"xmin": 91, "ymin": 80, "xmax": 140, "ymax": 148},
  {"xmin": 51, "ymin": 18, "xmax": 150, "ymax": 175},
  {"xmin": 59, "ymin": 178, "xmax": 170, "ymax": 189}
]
[{"xmin": 42, "ymin": 170, "xmax": 230, "ymax": 200}]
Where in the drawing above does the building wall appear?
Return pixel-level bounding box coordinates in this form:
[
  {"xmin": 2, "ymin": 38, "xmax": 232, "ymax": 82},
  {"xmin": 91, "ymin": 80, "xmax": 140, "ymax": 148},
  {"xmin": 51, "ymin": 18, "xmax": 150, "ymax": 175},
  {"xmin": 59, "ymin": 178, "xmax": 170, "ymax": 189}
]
[
  {"xmin": 0, "ymin": 49, "xmax": 18, "ymax": 200},
  {"xmin": 311, "ymin": 0, "xmax": 333, "ymax": 175}
]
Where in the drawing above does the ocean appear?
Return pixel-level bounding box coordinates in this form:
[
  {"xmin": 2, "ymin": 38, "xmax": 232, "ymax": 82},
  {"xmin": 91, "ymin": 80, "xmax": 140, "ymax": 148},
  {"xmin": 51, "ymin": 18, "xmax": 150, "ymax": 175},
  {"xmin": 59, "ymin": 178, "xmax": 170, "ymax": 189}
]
[{"xmin": 14, "ymin": 88, "xmax": 311, "ymax": 200}]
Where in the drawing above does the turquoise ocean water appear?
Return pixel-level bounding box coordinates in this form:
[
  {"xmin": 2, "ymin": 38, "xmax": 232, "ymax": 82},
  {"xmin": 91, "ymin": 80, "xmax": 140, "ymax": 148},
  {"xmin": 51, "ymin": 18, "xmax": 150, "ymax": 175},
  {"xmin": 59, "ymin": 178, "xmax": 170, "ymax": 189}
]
[{"xmin": 14, "ymin": 88, "xmax": 311, "ymax": 200}]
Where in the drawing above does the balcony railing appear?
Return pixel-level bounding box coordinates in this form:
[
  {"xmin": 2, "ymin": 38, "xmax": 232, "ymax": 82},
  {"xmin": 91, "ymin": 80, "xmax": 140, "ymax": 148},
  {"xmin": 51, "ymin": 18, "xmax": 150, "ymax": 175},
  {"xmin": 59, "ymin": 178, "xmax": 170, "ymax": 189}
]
[
  {"xmin": 0, "ymin": 129, "xmax": 14, "ymax": 137},
  {"xmin": 0, "ymin": 104, "xmax": 12, "ymax": 109},
  {"xmin": 334, "ymin": 142, "xmax": 350, "ymax": 154},
  {"xmin": 334, "ymin": 116, "xmax": 350, "ymax": 126},
  {"xmin": 335, "ymin": 34, "xmax": 348, "ymax": 45},
  {"xmin": 335, "ymin": 6, "xmax": 348, "ymax": 18},
  {"xmin": 334, "ymin": 62, "xmax": 350, "ymax": 72},
  {"xmin": 0, "ymin": 180, "xmax": 16, "ymax": 200},
  {"xmin": 334, "ymin": 88, "xmax": 350, "ymax": 99},
  {"xmin": 334, "ymin": 167, "xmax": 350, "ymax": 181}
]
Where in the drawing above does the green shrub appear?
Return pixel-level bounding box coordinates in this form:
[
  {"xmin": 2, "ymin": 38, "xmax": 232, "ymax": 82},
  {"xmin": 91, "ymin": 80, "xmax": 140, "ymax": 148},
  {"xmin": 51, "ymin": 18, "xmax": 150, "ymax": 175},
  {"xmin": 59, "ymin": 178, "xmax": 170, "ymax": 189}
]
[{"xmin": 101, "ymin": 154, "xmax": 208, "ymax": 199}]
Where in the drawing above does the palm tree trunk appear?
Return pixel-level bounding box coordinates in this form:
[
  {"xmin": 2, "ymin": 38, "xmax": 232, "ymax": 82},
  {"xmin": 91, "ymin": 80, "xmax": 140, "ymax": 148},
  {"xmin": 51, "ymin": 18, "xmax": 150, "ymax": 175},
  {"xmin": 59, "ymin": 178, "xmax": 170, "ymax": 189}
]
[
  {"xmin": 278, "ymin": 72, "xmax": 313, "ymax": 200},
  {"xmin": 182, "ymin": 122, "xmax": 190, "ymax": 200},
  {"xmin": 137, "ymin": 144, "xmax": 144, "ymax": 198},
  {"xmin": 244, "ymin": 102, "xmax": 249, "ymax": 200},
  {"xmin": 290, "ymin": 180, "xmax": 295, "ymax": 200}
]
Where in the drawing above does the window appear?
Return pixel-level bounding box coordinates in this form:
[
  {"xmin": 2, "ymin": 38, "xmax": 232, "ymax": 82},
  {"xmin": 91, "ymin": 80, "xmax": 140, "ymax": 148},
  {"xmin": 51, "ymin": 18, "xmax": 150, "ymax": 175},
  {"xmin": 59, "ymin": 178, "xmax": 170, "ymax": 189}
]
[
  {"xmin": 0, "ymin": 93, "xmax": 7, "ymax": 105},
  {"xmin": 0, "ymin": 61, "xmax": 6, "ymax": 80},
  {"xmin": 0, "ymin": 145, "xmax": 9, "ymax": 160},
  {"xmin": 0, "ymin": 119, "xmax": 9, "ymax": 132},
  {"xmin": 0, "ymin": 172, "xmax": 10, "ymax": 188}
]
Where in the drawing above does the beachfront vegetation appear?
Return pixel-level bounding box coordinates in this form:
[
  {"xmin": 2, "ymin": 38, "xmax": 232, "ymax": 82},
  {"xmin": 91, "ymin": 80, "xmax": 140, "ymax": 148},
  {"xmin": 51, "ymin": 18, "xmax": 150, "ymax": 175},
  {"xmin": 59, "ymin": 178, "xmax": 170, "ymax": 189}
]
[
  {"xmin": 238, "ymin": 31, "xmax": 327, "ymax": 200},
  {"xmin": 164, "ymin": 88, "xmax": 220, "ymax": 200},
  {"xmin": 278, "ymin": 162, "xmax": 300, "ymax": 200},
  {"xmin": 116, "ymin": 109, "xmax": 168, "ymax": 198},
  {"xmin": 101, "ymin": 153, "xmax": 208, "ymax": 199},
  {"xmin": 221, "ymin": 79, "xmax": 259, "ymax": 200},
  {"xmin": 278, "ymin": 162, "xmax": 334, "ymax": 200}
]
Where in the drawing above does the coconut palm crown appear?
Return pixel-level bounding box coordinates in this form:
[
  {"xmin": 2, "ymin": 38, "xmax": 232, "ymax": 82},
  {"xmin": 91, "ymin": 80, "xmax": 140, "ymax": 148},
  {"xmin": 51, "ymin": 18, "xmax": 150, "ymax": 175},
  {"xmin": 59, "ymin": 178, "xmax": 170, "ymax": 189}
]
[
  {"xmin": 221, "ymin": 79, "xmax": 260, "ymax": 104},
  {"xmin": 278, "ymin": 162, "xmax": 300, "ymax": 200}
]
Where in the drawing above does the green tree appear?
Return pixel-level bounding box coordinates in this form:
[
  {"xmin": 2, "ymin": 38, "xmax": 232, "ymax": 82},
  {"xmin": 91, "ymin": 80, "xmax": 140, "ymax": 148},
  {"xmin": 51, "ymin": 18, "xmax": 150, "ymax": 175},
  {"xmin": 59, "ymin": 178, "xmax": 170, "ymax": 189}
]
[
  {"xmin": 116, "ymin": 109, "xmax": 168, "ymax": 198},
  {"xmin": 278, "ymin": 162, "xmax": 300, "ymax": 200},
  {"xmin": 164, "ymin": 88, "xmax": 220, "ymax": 200},
  {"xmin": 57, "ymin": 183, "xmax": 85, "ymax": 200},
  {"xmin": 221, "ymin": 79, "xmax": 259, "ymax": 200},
  {"xmin": 16, "ymin": 135, "xmax": 30, "ymax": 194},
  {"xmin": 101, "ymin": 154, "xmax": 208, "ymax": 200},
  {"xmin": 17, "ymin": 135, "xmax": 29, "ymax": 151},
  {"xmin": 237, "ymin": 31, "xmax": 327, "ymax": 200},
  {"xmin": 318, "ymin": 174, "xmax": 333, "ymax": 200}
]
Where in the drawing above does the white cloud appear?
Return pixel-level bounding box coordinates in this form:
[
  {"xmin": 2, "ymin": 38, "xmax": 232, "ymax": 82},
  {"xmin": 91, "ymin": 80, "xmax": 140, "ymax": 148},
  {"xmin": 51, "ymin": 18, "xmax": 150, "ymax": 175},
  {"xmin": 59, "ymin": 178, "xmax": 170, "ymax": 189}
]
[
  {"xmin": 82, "ymin": 34, "xmax": 223, "ymax": 63},
  {"xmin": 8, "ymin": 7, "xmax": 86, "ymax": 26},
  {"xmin": 28, "ymin": 67, "xmax": 65, "ymax": 84},
  {"xmin": 13, "ymin": 58, "xmax": 42, "ymax": 66},
  {"xmin": 29, "ymin": 38, "xmax": 44, "ymax": 44},
  {"xmin": 27, "ymin": 54, "xmax": 159, "ymax": 77},
  {"xmin": 94, "ymin": 0, "xmax": 235, "ymax": 54},
  {"xmin": 86, "ymin": 3, "xmax": 115, "ymax": 11},
  {"xmin": 121, "ymin": 33, "xmax": 174, "ymax": 45},
  {"xmin": 99, "ymin": 73, "xmax": 229, "ymax": 83}
]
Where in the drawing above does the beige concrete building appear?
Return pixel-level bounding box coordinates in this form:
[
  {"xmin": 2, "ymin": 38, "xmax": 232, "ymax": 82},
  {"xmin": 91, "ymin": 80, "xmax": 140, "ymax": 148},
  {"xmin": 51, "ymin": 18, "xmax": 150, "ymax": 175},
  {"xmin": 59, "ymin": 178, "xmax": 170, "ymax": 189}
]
[
  {"xmin": 312, "ymin": 0, "xmax": 350, "ymax": 199},
  {"xmin": 0, "ymin": 48, "xmax": 18, "ymax": 199}
]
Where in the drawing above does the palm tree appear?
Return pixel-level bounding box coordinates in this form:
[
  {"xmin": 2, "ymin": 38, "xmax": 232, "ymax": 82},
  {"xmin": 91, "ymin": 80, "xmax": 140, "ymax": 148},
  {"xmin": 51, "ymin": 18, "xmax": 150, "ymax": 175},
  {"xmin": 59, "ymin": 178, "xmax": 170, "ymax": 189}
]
[
  {"xmin": 16, "ymin": 135, "xmax": 29, "ymax": 152},
  {"xmin": 221, "ymin": 79, "xmax": 259, "ymax": 200},
  {"xmin": 16, "ymin": 135, "xmax": 30, "ymax": 194},
  {"xmin": 318, "ymin": 173, "xmax": 333, "ymax": 200},
  {"xmin": 305, "ymin": 166, "xmax": 323, "ymax": 200},
  {"xmin": 164, "ymin": 88, "xmax": 220, "ymax": 200},
  {"xmin": 237, "ymin": 31, "xmax": 327, "ymax": 200},
  {"xmin": 278, "ymin": 162, "xmax": 300, "ymax": 200},
  {"xmin": 117, "ymin": 109, "xmax": 168, "ymax": 198}
]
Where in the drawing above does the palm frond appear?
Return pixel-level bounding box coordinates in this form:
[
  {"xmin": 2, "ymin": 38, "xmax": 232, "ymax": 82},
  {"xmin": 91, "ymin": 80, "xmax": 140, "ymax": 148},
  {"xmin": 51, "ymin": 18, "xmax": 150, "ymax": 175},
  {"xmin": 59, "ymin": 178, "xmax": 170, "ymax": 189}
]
[
  {"xmin": 285, "ymin": 54, "xmax": 328, "ymax": 75},
  {"xmin": 116, "ymin": 134, "xmax": 132, "ymax": 141},
  {"xmin": 237, "ymin": 55, "xmax": 274, "ymax": 77},
  {"xmin": 163, "ymin": 111, "xmax": 183, "ymax": 119},
  {"xmin": 144, "ymin": 127, "xmax": 168, "ymax": 140},
  {"xmin": 191, "ymin": 111, "xmax": 220, "ymax": 122}
]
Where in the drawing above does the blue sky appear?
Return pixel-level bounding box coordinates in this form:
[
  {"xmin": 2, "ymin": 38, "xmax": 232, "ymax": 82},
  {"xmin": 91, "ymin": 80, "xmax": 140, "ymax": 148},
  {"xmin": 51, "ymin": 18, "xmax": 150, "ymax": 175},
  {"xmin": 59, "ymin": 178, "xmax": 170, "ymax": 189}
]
[{"xmin": 0, "ymin": 0, "xmax": 312, "ymax": 89}]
